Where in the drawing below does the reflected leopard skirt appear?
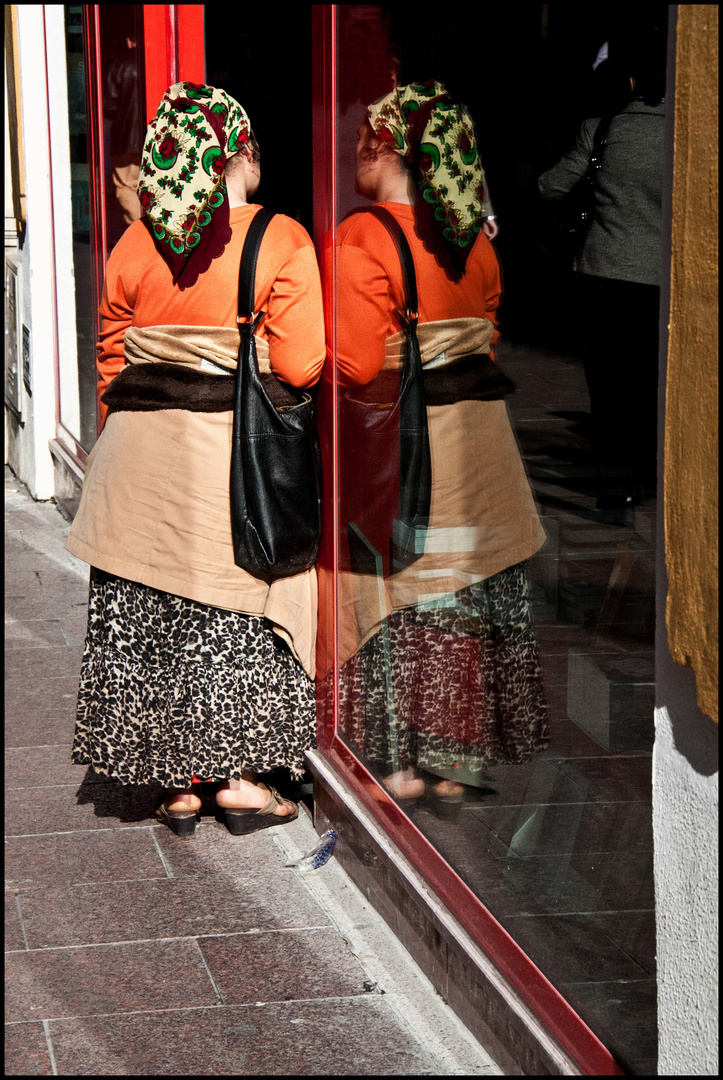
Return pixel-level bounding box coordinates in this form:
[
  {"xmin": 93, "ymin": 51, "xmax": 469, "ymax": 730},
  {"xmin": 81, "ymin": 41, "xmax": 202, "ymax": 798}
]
[
  {"xmin": 72, "ymin": 569, "xmax": 316, "ymax": 787},
  {"xmin": 338, "ymin": 562, "xmax": 548, "ymax": 783}
]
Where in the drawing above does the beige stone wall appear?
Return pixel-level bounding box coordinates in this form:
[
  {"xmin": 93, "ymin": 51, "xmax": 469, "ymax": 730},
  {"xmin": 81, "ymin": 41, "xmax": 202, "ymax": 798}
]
[{"xmin": 665, "ymin": 4, "xmax": 719, "ymax": 722}]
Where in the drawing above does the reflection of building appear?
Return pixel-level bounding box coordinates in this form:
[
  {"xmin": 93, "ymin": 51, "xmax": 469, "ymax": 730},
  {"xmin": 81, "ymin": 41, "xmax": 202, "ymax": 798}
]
[{"xmin": 4, "ymin": 6, "xmax": 718, "ymax": 1076}]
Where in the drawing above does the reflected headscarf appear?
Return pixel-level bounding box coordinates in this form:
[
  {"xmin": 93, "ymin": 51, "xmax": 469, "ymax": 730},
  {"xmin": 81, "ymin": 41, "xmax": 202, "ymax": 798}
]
[
  {"xmin": 367, "ymin": 81, "xmax": 486, "ymax": 255},
  {"xmin": 137, "ymin": 82, "xmax": 251, "ymax": 259}
]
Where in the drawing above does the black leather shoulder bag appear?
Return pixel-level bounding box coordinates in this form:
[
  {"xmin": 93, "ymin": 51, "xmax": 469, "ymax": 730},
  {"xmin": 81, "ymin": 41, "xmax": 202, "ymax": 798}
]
[
  {"xmin": 230, "ymin": 207, "xmax": 322, "ymax": 576},
  {"xmin": 540, "ymin": 113, "xmax": 613, "ymax": 268}
]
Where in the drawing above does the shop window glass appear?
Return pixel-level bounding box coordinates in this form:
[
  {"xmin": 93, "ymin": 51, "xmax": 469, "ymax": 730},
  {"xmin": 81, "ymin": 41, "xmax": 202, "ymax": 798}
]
[
  {"xmin": 204, "ymin": 6, "xmax": 313, "ymax": 234},
  {"xmin": 61, "ymin": 3, "xmax": 96, "ymax": 450},
  {"xmin": 98, "ymin": 7, "xmax": 145, "ymax": 255},
  {"xmin": 328, "ymin": 6, "xmax": 662, "ymax": 1074},
  {"xmin": 60, "ymin": 4, "xmax": 144, "ymax": 451}
]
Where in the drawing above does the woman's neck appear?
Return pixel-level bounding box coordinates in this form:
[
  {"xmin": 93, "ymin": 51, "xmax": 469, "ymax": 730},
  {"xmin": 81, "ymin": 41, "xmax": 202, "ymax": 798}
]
[
  {"xmin": 227, "ymin": 188, "xmax": 249, "ymax": 209},
  {"xmin": 373, "ymin": 166, "xmax": 417, "ymax": 206},
  {"xmin": 226, "ymin": 172, "xmax": 256, "ymax": 208}
]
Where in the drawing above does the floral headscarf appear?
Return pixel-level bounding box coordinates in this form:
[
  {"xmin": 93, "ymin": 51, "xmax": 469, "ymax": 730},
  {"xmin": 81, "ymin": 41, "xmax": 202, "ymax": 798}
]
[
  {"xmin": 138, "ymin": 82, "xmax": 251, "ymax": 258},
  {"xmin": 367, "ymin": 81, "xmax": 487, "ymax": 254}
]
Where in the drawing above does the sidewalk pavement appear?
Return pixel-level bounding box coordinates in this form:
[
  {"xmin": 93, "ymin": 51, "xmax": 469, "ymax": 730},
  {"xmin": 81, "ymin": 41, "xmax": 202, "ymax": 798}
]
[{"xmin": 4, "ymin": 464, "xmax": 502, "ymax": 1077}]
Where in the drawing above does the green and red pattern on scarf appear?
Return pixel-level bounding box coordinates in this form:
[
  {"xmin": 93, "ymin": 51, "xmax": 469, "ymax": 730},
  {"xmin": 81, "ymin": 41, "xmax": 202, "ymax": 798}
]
[
  {"xmin": 138, "ymin": 82, "xmax": 251, "ymax": 257},
  {"xmin": 368, "ymin": 81, "xmax": 487, "ymax": 251}
]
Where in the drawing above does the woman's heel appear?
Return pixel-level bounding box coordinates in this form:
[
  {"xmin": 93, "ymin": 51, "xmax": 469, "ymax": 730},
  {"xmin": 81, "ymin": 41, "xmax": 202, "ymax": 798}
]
[
  {"xmin": 220, "ymin": 786, "xmax": 299, "ymax": 836},
  {"xmin": 155, "ymin": 802, "xmax": 199, "ymax": 838},
  {"xmin": 223, "ymin": 810, "xmax": 258, "ymax": 836}
]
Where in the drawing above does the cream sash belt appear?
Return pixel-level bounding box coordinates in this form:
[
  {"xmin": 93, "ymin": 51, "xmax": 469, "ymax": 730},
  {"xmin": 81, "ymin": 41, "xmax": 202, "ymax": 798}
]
[
  {"xmin": 123, "ymin": 324, "xmax": 271, "ymax": 373},
  {"xmin": 383, "ymin": 316, "xmax": 495, "ymax": 369}
]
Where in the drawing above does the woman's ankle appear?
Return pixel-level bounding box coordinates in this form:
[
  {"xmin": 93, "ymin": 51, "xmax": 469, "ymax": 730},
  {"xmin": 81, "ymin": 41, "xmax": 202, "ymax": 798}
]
[
  {"xmin": 215, "ymin": 777, "xmax": 294, "ymax": 816},
  {"xmin": 431, "ymin": 779, "xmax": 466, "ymax": 798},
  {"xmin": 383, "ymin": 769, "xmax": 425, "ymax": 800},
  {"xmin": 164, "ymin": 787, "xmax": 202, "ymax": 812},
  {"xmin": 216, "ymin": 774, "xmax": 268, "ymax": 808}
]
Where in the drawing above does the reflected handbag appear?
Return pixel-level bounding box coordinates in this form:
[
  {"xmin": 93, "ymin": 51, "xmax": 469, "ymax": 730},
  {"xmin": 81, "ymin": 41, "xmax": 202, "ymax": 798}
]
[
  {"xmin": 540, "ymin": 114, "xmax": 612, "ymax": 267},
  {"xmin": 339, "ymin": 206, "xmax": 432, "ymax": 577},
  {"xmin": 230, "ymin": 207, "xmax": 322, "ymax": 576}
]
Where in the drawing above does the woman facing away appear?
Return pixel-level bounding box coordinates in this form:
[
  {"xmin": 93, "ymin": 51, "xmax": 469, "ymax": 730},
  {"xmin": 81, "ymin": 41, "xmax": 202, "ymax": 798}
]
[
  {"xmin": 66, "ymin": 82, "xmax": 325, "ymax": 836},
  {"xmin": 332, "ymin": 81, "xmax": 549, "ymax": 813}
]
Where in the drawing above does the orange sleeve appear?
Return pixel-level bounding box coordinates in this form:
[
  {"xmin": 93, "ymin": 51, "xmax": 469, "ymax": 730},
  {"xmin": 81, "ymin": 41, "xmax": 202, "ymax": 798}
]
[
  {"xmin": 262, "ymin": 243, "xmax": 326, "ymax": 389},
  {"xmin": 484, "ymin": 249, "xmax": 502, "ymax": 360},
  {"xmin": 96, "ymin": 235, "xmax": 140, "ymax": 430},
  {"xmin": 334, "ymin": 243, "xmax": 398, "ymax": 387}
]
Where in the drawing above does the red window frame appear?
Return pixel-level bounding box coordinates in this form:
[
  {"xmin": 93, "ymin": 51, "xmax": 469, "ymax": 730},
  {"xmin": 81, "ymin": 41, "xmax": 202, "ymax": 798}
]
[{"xmin": 311, "ymin": 6, "xmax": 626, "ymax": 1075}]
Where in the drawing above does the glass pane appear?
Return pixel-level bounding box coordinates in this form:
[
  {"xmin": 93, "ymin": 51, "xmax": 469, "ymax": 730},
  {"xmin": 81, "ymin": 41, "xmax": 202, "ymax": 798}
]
[
  {"xmin": 60, "ymin": 5, "xmax": 145, "ymax": 452},
  {"xmin": 62, "ymin": 3, "xmax": 97, "ymax": 450},
  {"xmin": 331, "ymin": 6, "xmax": 664, "ymax": 1074},
  {"xmin": 205, "ymin": 6, "xmax": 313, "ymax": 235},
  {"xmin": 99, "ymin": 6, "xmax": 145, "ymax": 255}
]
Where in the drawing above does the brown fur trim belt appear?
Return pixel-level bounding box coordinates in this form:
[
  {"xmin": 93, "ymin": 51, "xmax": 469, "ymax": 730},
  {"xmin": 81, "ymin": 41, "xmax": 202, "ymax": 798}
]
[
  {"xmin": 347, "ymin": 353, "xmax": 516, "ymax": 406},
  {"xmin": 101, "ymin": 362, "xmax": 304, "ymax": 414}
]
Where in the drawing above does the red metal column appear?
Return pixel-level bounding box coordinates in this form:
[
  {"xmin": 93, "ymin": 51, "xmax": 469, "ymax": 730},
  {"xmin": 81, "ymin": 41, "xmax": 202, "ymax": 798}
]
[
  {"xmin": 312, "ymin": 4, "xmax": 339, "ymax": 754},
  {"xmin": 142, "ymin": 4, "xmax": 169, "ymax": 124},
  {"xmin": 143, "ymin": 3, "xmax": 204, "ymax": 125},
  {"xmin": 176, "ymin": 5, "xmax": 205, "ymax": 84}
]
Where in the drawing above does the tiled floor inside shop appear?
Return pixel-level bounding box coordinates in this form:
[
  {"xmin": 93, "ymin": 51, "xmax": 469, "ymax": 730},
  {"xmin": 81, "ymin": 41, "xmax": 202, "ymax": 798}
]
[{"xmin": 396, "ymin": 336, "xmax": 658, "ymax": 1076}]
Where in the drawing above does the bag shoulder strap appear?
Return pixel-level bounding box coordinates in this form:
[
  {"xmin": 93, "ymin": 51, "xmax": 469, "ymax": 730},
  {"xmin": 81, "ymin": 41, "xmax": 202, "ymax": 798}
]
[
  {"xmin": 345, "ymin": 206, "xmax": 418, "ymax": 323},
  {"xmin": 237, "ymin": 207, "xmax": 279, "ymax": 326}
]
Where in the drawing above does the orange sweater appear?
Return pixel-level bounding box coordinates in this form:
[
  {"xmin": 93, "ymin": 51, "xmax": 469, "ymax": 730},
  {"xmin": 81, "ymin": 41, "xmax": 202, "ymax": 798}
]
[
  {"xmin": 329, "ymin": 202, "xmax": 502, "ymax": 385},
  {"xmin": 97, "ymin": 204, "xmax": 326, "ymax": 426}
]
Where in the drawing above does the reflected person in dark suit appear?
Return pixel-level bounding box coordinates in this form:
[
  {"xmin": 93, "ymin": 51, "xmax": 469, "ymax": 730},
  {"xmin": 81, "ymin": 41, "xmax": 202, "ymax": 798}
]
[{"xmin": 539, "ymin": 23, "xmax": 666, "ymax": 522}]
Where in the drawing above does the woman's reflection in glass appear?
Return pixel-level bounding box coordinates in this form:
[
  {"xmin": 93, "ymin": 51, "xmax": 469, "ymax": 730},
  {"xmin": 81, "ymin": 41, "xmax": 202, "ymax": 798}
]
[{"xmin": 334, "ymin": 82, "xmax": 549, "ymax": 819}]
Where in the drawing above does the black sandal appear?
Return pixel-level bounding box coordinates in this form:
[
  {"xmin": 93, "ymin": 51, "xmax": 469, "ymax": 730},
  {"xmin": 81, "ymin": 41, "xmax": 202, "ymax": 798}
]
[
  {"xmin": 155, "ymin": 801, "xmax": 200, "ymax": 838},
  {"xmin": 222, "ymin": 786, "xmax": 299, "ymax": 836},
  {"xmin": 418, "ymin": 775, "xmax": 466, "ymax": 821}
]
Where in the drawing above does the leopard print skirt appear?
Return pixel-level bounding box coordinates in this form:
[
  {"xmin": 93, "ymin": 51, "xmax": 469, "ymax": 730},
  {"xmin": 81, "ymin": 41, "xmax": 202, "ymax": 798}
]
[
  {"xmin": 338, "ymin": 562, "xmax": 548, "ymax": 783},
  {"xmin": 72, "ymin": 569, "xmax": 316, "ymax": 787}
]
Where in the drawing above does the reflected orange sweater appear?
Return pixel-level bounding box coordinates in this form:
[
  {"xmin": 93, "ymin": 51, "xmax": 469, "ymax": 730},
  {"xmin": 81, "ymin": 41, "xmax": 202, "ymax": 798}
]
[
  {"xmin": 96, "ymin": 204, "xmax": 325, "ymax": 426},
  {"xmin": 328, "ymin": 202, "xmax": 502, "ymax": 385}
]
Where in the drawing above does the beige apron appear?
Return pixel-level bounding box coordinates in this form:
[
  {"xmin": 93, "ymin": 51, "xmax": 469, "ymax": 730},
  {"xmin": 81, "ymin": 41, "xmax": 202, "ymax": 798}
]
[
  {"xmin": 66, "ymin": 326, "xmax": 318, "ymax": 679},
  {"xmin": 336, "ymin": 318, "xmax": 546, "ymax": 668}
]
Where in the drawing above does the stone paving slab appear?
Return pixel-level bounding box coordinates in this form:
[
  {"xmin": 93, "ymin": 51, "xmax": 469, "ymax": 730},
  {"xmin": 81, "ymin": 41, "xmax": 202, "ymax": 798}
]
[
  {"xmin": 4, "ymin": 828, "xmax": 167, "ymax": 888},
  {"xmin": 5, "ymin": 618, "xmax": 69, "ymax": 650},
  {"xmin": 4, "ymin": 1021, "xmax": 54, "ymax": 1077},
  {"xmin": 4, "ymin": 744, "xmax": 97, "ymax": 788},
  {"xmin": 16, "ymin": 872, "xmax": 335, "ymax": 949},
  {"xmin": 4, "ymin": 676, "xmax": 79, "ymax": 734},
  {"xmin": 5, "ymin": 938, "xmax": 219, "ymax": 1023},
  {"xmin": 5, "ymin": 591, "xmax": 88, "ymax": 622},
  {"xmin": 153, "ymin": 818, "xmax": 291, "ymax": 876},
  {"xmin": 5, "ymin": 893, "xmax": 27, "ymax": 952},
  {"xmin": 5, "ymin": 644, "xmax": 85, "ymax": 683},
  {"xmin": 196, "ymin": 927, "xmax": 371, "ymax": 1004},
  {"xmin": 5, "ymin": 783, "xmax": 160, "ymax": 837},
  {"xmin": 39, "ymin": 998, "xmax": 444, "ymax": 1076}
]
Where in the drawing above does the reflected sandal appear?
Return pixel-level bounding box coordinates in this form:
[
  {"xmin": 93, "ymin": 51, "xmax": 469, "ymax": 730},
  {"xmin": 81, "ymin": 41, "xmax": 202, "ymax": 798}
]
[
  {"xmin": 155, "ymin": 802, "xmax": 200, "ymax": 838},
  {"xmin": 222, "ymin": 786, "xmax": 299, "ymax": 836},
  {"xmin": 425, "ymin": 793, "xmax": 464, "ymax": 821}
]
